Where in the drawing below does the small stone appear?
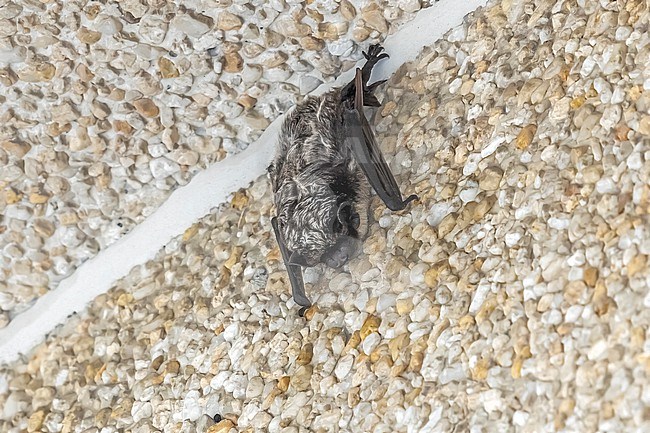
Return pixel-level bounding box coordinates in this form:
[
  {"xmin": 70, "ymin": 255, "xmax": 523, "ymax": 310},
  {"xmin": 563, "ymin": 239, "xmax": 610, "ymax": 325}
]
[
  {"xmin": 437, "ymin": 213, "xmax": 457, "ymax": 238},
  {"xmin": 1, "ymin": 140, "xmax": 31, "ymax": 158},
  {"xmin": 362, "ymin": 9, "xmax": 388, "ymax": 33},
  {"xmin": 627, "ymin": 255, "xmax": 646, "ymax": 276},
  {"xmin": 238, "ymin": 95, "xmax": 257, "ymax": 109},
  {"xmin": 158, "ymin": 57, "xmax": 179, "ymax": 78},
  {"xmin": 360, "ymin": 315, "xmax": 381, "ymax": 339},
  {"xmin": 224, "ymin": 52, "xmax": 244, "ymax": 73},
  {"xmin": 207, "ymin": 420, "xmax": 235, "ymax": 433},
  {"xmin": 297, "ymin": 343, "xmax": 313, "ymax": 365},
  {"xmin": 134, "ymin": 98, "xmax": 160, "ymax": 117},
  {"xmin": 300, "ymin": 36, "xmax": 325, "ymax": 51},
  {"xmin": 18, "ymin": 63, "xmax": 56, "ymax": 82},
  {"xmin": 584, "ymin": 267, "xmax": 598, "ymax": 287},
  {"xmin": 28, "ymin": 410, "xmax": 46, "ymax": 432},
  {"xmin": 478, "ymin": 166, "xmax": 504, "ymax": 191},
  {"xmin": 231, "ymin": 190, "xmax": 249, "ymax": 210},
  {"xmin": 77, "ymin": 27, "xmax": 102, "ymax": 44},
  {"xmin": 277, "ymin": 376, "xmax": 290, "ymax": 392},
  {"xmin": 217, "ymin": 11, "xmax": 243, "ymax": 31},
  {"xmin": 515, "ymin": 124, "xmax": 537, "ymax": 149},
  {"xmin": 29, "ymin": 192, "xmax": 50, "ymax": 204}
]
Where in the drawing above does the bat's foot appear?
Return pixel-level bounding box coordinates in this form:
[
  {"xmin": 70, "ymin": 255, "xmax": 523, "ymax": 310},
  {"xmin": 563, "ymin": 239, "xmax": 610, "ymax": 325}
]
[
  {"xmin": 361, "ymin": 44, "xmax": 389, "ymax": 87},
  {"xmin": 298, "ymin": 304, "xmax": 318, "ymax": 319},
  {"xmin": 403, "ymin": 194, "xmax": 419, "ymax": 207},
  {"xmin": 363, "ymin": 44, "xmax": 389, "ymax": 62}
]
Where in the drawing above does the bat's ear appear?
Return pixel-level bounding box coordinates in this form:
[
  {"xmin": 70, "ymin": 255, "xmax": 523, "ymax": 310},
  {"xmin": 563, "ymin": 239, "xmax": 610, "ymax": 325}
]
[
  {"xmin": 337, "ymin": 201, "xmax": 360, "ymax": 230},
  {"xmin": 289, "ymin": 251, "xmax": 309, "ymax": 267}
]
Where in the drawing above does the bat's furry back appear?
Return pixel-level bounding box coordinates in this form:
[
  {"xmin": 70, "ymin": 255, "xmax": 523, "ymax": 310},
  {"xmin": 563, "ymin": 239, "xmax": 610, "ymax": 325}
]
[{"xmin": 268, "ymin": 88, "xmax": 371, "ymax": 268}]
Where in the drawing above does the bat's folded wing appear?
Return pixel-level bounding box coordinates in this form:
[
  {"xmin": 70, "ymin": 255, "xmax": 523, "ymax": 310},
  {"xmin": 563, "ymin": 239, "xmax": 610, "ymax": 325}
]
[
  {"xmin": 271, "ymin": 217, "xmax": 312, "ymax": 307},
  {"xmin": 345, "ymin": 69, "xmax": 418, "ymax": 212}
]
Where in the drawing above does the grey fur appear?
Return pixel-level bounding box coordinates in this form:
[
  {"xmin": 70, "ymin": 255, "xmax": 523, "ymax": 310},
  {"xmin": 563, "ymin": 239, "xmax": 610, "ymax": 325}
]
[
  {"xmin": 269, "ymin": 88, "xmax": 371, "ymax": 267},
  {"xmin": 269, "ymin": 44, "xmax": 417, "ymax": 308}
]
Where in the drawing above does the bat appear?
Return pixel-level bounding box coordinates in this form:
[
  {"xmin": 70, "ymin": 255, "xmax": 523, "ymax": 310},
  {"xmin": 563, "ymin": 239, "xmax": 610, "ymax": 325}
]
[{"xmin": 268, "ymin": 44, "xmax": 418, "ymax": 313}]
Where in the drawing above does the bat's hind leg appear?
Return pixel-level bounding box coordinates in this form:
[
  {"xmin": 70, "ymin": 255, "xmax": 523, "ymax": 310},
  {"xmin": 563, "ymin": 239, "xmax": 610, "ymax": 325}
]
[{"xmin": 343, "ymin": 44, "xmax": 389, "ymax": 107}]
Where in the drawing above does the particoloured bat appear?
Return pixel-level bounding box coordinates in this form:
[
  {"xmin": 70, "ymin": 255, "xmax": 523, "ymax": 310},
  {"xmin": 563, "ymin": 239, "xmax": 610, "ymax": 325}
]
[{"xmin": 268, "ymin": 44, "xmax": 418, "ymax": 312}]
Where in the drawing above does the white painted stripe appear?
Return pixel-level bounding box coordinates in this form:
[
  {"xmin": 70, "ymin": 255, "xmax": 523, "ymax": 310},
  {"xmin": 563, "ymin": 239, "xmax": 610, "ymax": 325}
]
[{"xmin": 0, "ymin": 0, "xmax": 489, "ymax": 364}]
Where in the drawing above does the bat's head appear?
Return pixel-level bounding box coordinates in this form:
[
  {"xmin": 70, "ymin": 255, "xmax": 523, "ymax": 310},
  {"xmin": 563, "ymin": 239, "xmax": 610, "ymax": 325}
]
[{"xmin": 280, "ymin": 181, "xmax": 365, "ymax": 269}]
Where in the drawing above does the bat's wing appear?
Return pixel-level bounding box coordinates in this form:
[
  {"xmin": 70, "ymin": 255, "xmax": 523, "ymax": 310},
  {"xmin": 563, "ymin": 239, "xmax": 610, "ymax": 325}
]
[
  {"xmin": 345, "ymin": 69, "xmax": 418, "ymax": 211},
  {"xmin": 271, "ymin": 217, "xmax": 312, "ymax": 308}
]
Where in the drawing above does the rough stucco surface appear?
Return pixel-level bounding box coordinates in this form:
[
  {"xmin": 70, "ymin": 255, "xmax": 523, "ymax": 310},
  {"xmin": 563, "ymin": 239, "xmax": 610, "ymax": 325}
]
[
  {"xmin": 2, "ymin": 0, "xmax": 650, "ymax": 432},
  {"xmin": 0, "ymin": 0, "xmax": 433, "ymax": 326}
]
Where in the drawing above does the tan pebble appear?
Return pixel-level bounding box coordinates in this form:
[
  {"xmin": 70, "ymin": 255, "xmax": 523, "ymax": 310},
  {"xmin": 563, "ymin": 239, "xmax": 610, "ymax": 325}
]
[
  {"xmin": 614, "ymin": 123, "xmax": 631, "ymax": 141},
  {"xmin": 158, "ymin": 57, "xmax": 179, "ymax": 78},
  {"xmin": 2, "ymin": 139, "xmax": 31, "ymax": 157},
  {"xmin": 592, "ymin": 281, "xmax": 614, "ymax": 316},
  {"xmin": 116, "ymin": 293, "xmax": 133, "ymax": 306},
  {"xmin": 4, "ymin": 188, "xmax": 22, "ymax": 204},
  {"xmin": 302, "ymin": 305, "xmax": 318, "ymax": 320},
  {"xmin": 471, "ymin": 357, "xmax": 489, "ymax": 380},
  {"xmin": 478, "ymin": 166, "xmax": 504, "ymax": 191},
  {"xmin": 343, "ymin": 330, "xmax": 361, "ymax": 353},
  {"xmin": 217, "ymin": 11, "xmax": 243, "ymax": 31},
  {"xmin": 207, "ymin": 420, "xmax": 235, "ymax": 433},
  {"xmin": 515, "ymin": 124, "xmax": 537, "ymax": 149},
  {"xmin": 300, "ymin": 35, "xmax": 325, "ymax": 51},
  {"xmin": 18, "ymin": 63, "xmax": 56, "ymax": 82},
  {"xmin": 133, "ymin": 98, "xmax": 160, "ymax": 117},
  {"xmin": 511, "ymin": 356, "xmax": 524, "ymax": 379},
  {"xmin": 224, "ymin": 247, "xmax": 243, "ymax": 270},
  {"xmin": 437, "ymin": 213, "xmax": 457, "ymax": 238},
  {"xmin": 340, "ymin": 0, "xmax": 357, "ymax": 20},
  {"xmin": 424, "ymin": 261, "xmax": 448, "ymax": 287},
  {"xmin": 28, "ymin": 410, "xmax": 46, "ymax": 432},
  {"xmin": 58, "ymin": 212, "xmax": 79, "ymax": 225},
  {"xmin": 473, "ymin": 195, "xmax": 497, "ymax": 221},
  {"xmin": 291, "ymin": 365, "xmax": 313, "ymax": 391},
  {"xmin": 182, "ymin": 224, "xmax": 199, "ymax": 242},
  {"xmin": 318, "ymin": 22, "xmax": 348, "ymax": 40},
  {"xmin": 381, "ymin": 101, "xmax": 397, "ymax": 117},
  {"xmin": 231, "ymin": 190, "xmax": 249, "ymax": 210},
  {"xmin": 396, "ymin": 298, "xmax": 413, "ymax": 315},
  {"xmin": 76, "ymin": 63, "xmax": 94, "ymax": 82},
  {"xmin": 223, "ymin": 52, "xmax": 243, "ymax": 73},
  {"xmin": 277, "ymin": 376, "xmax": 290, "ymax": 392},
  {"xmin": 348, "ymin": 386, "xmax": 361, "ymax": 407},
  {"xmin": 77, "ymin": 27, "xmax": 102, "ymax": 44},
  {"xmin": 165, "ymin": 360, "xmax": 181, "ymax": 375},
  {"xmin": 362, "ymin": 8, "xmax": 388, "ymax": 33},
  {"xmin": 297, "ymin": 343, "xmax": 313, "ymax": 365},
  {"xmin": 474, "ymin": 60, "xmax": 489, "ymax": 75},
  {"xmin": 569, "ymin": 95, "xmax": 585, "ymax": 109},
  {"xmin": 237, "ymin": 94, "xmax": 257, "ymax": 109},
  {"xmin": 113, "ymin": 120, "xmax": 133, "ymax": 135},
  {"xmin": 388, "ymin": 334, "xmax": 408, "ymax": 361},
  {"xmin": 638, "ymin": 116, "xmax": 650, "ymax": 135},
  {"xmin": 29, "ymin": 192, "xmax": 50, "ymax": 204},
  {"xmin": 352, "ymin": 26, "xmax": 370, "ymax": 42},
  {"xmin": 583, "ymin": 267, "xmax": 599, "ymax": 287},
  {"xmin": 627, "ymin": 255, "xmax": 647, "ymax": 276},
  {"xmin": 360, "ymin": 315, "xmax": 381, "ymax": 339}
]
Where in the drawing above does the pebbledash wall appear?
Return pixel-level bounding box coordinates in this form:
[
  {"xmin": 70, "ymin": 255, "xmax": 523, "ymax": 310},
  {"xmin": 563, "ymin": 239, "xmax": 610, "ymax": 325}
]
[{"xmin": 0, "ymin": 1, "xmax": 489, "ymax": 364}]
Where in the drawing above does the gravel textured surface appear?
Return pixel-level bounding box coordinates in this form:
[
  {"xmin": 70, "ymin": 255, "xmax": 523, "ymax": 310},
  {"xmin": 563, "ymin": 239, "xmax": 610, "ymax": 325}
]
[
  {"xmin": 2, "ymin": 0, "xmax": 650, "ymax": 432},
  {"xmin": 0, "ymin": 0, "xmax": 435, "ymax": 326}
]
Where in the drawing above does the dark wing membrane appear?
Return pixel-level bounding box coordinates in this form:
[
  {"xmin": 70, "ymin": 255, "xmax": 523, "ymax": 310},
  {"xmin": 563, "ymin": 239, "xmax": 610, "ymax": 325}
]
[
  {"xmin": 271, "ymin": 217, "xmax": 312, "ymax": 307},
  {"xmin": 345, "ymin": 69, "xmax": 418, "ymax": 211}
]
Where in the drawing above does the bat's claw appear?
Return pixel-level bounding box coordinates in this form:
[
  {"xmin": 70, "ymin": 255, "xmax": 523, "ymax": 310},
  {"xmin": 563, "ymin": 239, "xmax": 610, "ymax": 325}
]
[
  {"xmin": 298, "ymin": 304, "xmax": 318, "ymax": 319},
  {"xmin": 403, "ymin": 194, "xmax": 419, "ymax": 207},
  {"xmin": 364, "ymin": 44, "xmax": 387, "ymax": 61}
]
